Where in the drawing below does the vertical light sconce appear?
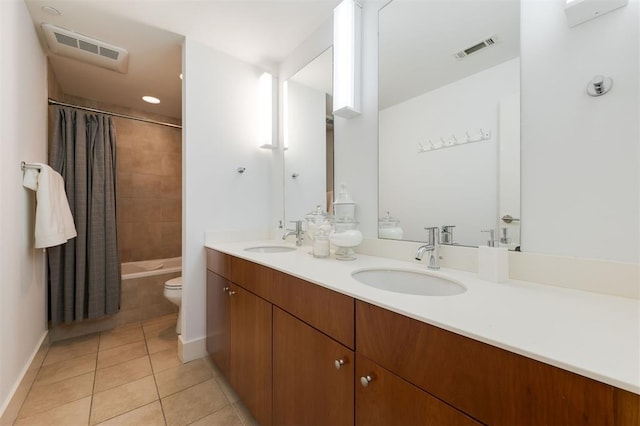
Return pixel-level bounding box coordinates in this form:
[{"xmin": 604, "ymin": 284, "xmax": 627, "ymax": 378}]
[
  {"xmin": 282, "ymin": 80, "xmax": 289, "ymax": 150},
  {"xmin": 259, "ymin": 72, "xmax": 277, "ymax": 149},
  {"xmin": 333, "ymin": 0, "xmax": 362, "ymax": 119}
]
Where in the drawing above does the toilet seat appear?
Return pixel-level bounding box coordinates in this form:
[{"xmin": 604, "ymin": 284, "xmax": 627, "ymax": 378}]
[{"xmin": 165, "ymin": 277, "xmax": 182, "ymax": 289}]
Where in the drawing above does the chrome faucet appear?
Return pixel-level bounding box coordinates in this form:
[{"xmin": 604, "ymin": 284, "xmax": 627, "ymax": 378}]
[
  {"xmin": 415, "ymin": 226, "xmax": 440, "ymax": 270},
  {"xmin": 282, "ymin": 220, "xmax": 305, "ymax": 246}
]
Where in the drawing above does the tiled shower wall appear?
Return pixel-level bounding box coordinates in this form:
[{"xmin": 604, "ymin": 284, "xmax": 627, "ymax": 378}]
[
  {"xmin": 61, "ymin": 95, "xmax": 182, "ymax": 263},
  {"xmin": 114, "ymin": 116, "xmax": 182, "ymax": 262}
]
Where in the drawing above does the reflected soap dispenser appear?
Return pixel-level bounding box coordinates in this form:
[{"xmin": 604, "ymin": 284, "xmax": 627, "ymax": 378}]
[{"xmin": 478, "ymin": 230, "xmax": 508, "ymax": 283}]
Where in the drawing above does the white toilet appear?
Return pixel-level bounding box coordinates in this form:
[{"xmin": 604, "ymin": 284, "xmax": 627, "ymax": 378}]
[{"xmin": 164, "ymin": 276, "xmax": 183, "ymax": 334}]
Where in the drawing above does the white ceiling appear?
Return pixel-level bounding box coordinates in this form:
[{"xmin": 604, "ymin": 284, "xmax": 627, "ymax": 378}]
[
  {"xmin": 289, "ymin": 47, "xmax": 333, "ymax": 96},
  {"xmin": 24, "ymin": 0, "xmax": 340, "ymax": 119},
  {"xmin": 378, "ymin": 0, "xmax": 520, "ymax": 110}
]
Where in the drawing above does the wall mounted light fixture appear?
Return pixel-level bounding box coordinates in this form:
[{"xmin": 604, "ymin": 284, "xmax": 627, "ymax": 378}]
[
  {"xmin": 333, "ymin": 0, "xmax": 362, "ymax": 119},
  {"xmin": 259, "ymin": 72, "xmax": 277, "ymax": 149},
  {"xmin": 282, "ymin": 80, "xmax": 289, "ymax": 150}
]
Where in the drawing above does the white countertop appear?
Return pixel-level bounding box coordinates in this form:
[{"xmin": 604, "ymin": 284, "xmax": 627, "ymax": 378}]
[{"xmin": 205, "ymin": 240, "xmax": 640, "ymax": 394}]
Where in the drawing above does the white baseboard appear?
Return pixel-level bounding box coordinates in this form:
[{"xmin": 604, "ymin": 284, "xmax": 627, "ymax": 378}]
[
  {"xmin": 178, "ymin": 334, "xmax": 207, "ymax": 363},
  {"xmin": 0, "ymin": 330, "xmax": 49, "ymax": 421}
]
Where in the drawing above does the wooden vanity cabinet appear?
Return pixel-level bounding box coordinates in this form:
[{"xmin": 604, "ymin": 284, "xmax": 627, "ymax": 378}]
[
  {"xmin": 229, "ymin": 283, "xmax": 272, "ymax": 426},
  {"xmin": 355, "ymin": 353, "xmax": 481, "ymax": 426},
  {"xmin": 273, "ymin": 307, "xmax": 354, "ymax": 425},
  {"xmin": 205, "ymin": 270, "xmax": 231, "ymax": 378},
  {"xmin": 356, "ymin": 300, "xmax": 615, "ymax": 426},
  {"xmin": 206, "ymin": 250, "xmax": 272, "ymax": 425}
]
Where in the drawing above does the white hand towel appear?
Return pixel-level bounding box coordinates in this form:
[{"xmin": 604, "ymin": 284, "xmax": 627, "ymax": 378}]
[
  {"xmin": 22, "ymin": 168, "xmax": 39, "ymax": 190},
  {"xmin": 24, "ymin": 163, "xmax": 77, "ymax": 248}
]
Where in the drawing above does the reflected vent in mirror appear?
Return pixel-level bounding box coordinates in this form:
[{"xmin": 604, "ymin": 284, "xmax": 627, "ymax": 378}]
[
  {"xmin": 42, "ymin": 23, "xmax": 129, "ymax": 73},
  {"xmin": 454, "ymin": 36, "xmax": 496, "ymax": 59}
]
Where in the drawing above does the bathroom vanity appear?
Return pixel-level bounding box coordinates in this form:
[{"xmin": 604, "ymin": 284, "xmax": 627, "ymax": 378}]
[{"xmin": 205, "ymin": 243, "xmax": 639, "ymax": 426}]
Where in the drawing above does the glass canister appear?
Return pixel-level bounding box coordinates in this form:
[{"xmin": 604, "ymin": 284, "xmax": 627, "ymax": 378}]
[
  {"xmin": 333, "ymin": 183, "xmax": 356, "ymax": 221},
  {"xmin": 329, "ymin": 219, "xmax": 363, "ymax": 260},
  {"xmin": 378, "ymin": 211, "xmax": 404, "ymax": 240}
]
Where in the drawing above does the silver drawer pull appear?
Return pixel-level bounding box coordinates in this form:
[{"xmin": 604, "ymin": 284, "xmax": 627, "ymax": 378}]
[
  {"xmin": 334, "ymin": 359, "xmax": 345, "ymax": 370},
  {"xmin": 360, "ymin": 375, "xmax": 373, "ymax": 387}
]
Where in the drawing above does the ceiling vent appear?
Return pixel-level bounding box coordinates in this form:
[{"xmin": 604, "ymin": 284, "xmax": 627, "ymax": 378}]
[
  {"xmin": 41, "ymin": 23, "xmax": 129, "ymax": 73},
  {"xmin": 454, "ymin": 36, "xmax": 497, "ymax": 60}
]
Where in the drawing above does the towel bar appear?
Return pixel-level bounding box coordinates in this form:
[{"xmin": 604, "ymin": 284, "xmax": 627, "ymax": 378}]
[{"xmin": 21, "ymin": 161, "xmax": 42, "ymax": 171}]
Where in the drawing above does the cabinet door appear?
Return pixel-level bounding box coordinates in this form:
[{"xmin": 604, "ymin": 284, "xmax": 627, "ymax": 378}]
[
  {"xmin": 230, "ymin": 284, "xmax": 273, "ymax": 426},
  {"xmin": 206, "ymin": 271, "xmax": 230, "ymax": 378},
  {"xmin": 273, "ymin": 307, "xmax": 354, "ymax": 426},
  {"xmin": 355, "ymin": 354, "xmax": 481, "ymax": 426}
]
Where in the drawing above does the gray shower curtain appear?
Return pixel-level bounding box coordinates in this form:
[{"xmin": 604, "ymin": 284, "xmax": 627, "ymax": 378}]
[{"xmin": 48, "ymin": 106, "xmax": 121, "ymax": 325}]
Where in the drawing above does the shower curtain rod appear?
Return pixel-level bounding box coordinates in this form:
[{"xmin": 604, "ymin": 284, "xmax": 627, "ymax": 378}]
[{"xmin": 48, "ymin": 99, "xmax": 182, "ymax": 129}]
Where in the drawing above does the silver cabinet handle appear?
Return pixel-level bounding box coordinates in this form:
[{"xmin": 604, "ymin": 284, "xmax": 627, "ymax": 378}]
[
  {"xmin": 360, "ymin": 375, "xmax": 373, "ymax": 387},
  {"xmin": 228, "ymin": 290, "xmax": 236, "ymax": 296},
  {"xmin": 334, "ymin": 359, "xmax": 345, "ymax": 370},
  {"xmin": 222, "ymin": 286, "xmax": 229, "ymax": 293}
]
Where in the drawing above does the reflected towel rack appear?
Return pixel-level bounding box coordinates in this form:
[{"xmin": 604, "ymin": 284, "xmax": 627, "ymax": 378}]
[
  {"xmin": 21, "ymin": 161, "xmax": 42, "ymax": 171},
  {"xmin": 418, "ymin": 128, "xmax": 491, "ymax": 153}
]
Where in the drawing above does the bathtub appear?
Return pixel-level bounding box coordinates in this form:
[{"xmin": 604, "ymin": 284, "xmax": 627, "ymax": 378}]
[{"xmin": 121, "ymin": 256, "xmax": 182, "ymax": 280}]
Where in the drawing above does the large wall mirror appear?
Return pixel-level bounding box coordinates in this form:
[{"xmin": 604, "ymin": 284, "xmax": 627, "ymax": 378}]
[
  {"xmin": 378, "ymin": 0, "xmax": 521, "ymax": 249},
  {"xmin": 284, "ymin": 47, "xmax": 335, "ymax": 222}
]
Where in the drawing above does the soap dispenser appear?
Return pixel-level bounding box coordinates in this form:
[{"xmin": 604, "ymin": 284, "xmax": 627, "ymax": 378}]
[{"xmin": 478, "ymin": 229, "xmax": 508, "ymax": 283}]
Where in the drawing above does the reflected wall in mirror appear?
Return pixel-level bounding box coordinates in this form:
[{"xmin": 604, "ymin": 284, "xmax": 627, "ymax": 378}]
[
  {"xmin": 378, "ymin": 0, "xmax": 521, "ymax": 249},
  {"xmin": 284, "ymin": 47, "xmax": 334, "ymax": 223}
]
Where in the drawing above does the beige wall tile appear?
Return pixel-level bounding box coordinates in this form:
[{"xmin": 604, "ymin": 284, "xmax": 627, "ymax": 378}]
[
  {"xmin": 161, "ymin": 199, "xmax": 181, "ymax": 222},
  {"xmin": 90, "ymin": 376, "xmax": 158, "ymax": 425},
  {"xmin": 97, "ymin": 340, "xmax": 148, "ymax": 370},
  {"xmin": 118, "ymin": 197, "xmax": 134, "ymax": 224},
  {"xmin": 161, "ymin": 379, "xmax": 228, "ymax": 426},
  {"xmin": 131, "ymin": 222, "xmax": 162, "ymax": 261},
  {"xmin": 161, "ymin": 176, "xmax": 181, "ymax": 200},
  {"xmin": 161, "ymin": 152, "xmax": 181, "ymax": 177},
  {"xmin": 118, "ymin": 173, "xmax": 135, "ymax": 198},
  {"xmin": 94, "ymin": 356, "xmax": 152, "ymax": 393},
  {"xmin": 155, "ymin": 359, "xmax": 213, "ymax": 398},
  {"xmin": 132, "ymin": 198, "xmax": 162, "ymax": 223},
  {"xmin": 19, "ymin": 372, "xmax": 94, "ymax": 418},
  {"xmin": 132, "ymin": 149, "xmax": 164, "ymax": 176},
  {"xmin": 117, "ymin": 146, "xmax": 135, "ymax": 173},
  {"xmin": 15, "ymin": 396, "xmax": 91, "ymax": 426},
  {"xmin": 95, "ymin": 401, "xmax": 165, "ymax": 426},
  {"xmin": 120, "ymin": 280, "xmax": 139, "ymax": 310},
  {"xmin": 131, "ymin": 173, "xmax": 163, "ymax": 198}
]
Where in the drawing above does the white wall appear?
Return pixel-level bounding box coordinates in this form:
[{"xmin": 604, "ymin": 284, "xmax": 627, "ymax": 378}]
[
  {"xmin": 284, "ymin": 80, "xmax": 327, "ymax": 222},
  {"xmin": 182, "ymin": 38, "xmax": 274, "ymax": 358},
  {"xmin": 379, "ymin": 59, "xmax": 519, "ymax": 245},
  {"xmin": 520, "ymin": 0, "xmax": 639, "ymax": 262},
  {"xmin": 0, "ymin": 0, "xmax": 48, "ymax": 415},
  {"xmin": 334, "ymin": 0, "xmax": 638, "ymax": 263}
]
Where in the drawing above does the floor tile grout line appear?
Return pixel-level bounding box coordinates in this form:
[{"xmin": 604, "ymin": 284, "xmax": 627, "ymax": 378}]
[
  {"xmin": 87, "ymin": 336, "xmax": 101, "ymax": 426},
  {"xmin": 142, "ymin": 322, "xmax": 168, "ymax": 426}
]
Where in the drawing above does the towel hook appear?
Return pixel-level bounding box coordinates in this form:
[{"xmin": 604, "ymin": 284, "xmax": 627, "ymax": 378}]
[{"xmin": 236, "ymin": 167, "xmax": 246, "ymax": 174}]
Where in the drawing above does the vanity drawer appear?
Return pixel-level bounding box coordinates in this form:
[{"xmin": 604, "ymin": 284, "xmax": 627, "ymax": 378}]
[
  {"xmin": 356, "ymin": 301, "xmax": 614, "ymax": 426},
  {"xmin": 271, "ymin": 271, "xmax": 355, "ymax": 349},
  {"xmin": 206, "ymin": 249, "xmax": 231, "ymax": 279},
  {"xmin": 230, "ymin": 257, "xmax": 273, "ymax": 301}
]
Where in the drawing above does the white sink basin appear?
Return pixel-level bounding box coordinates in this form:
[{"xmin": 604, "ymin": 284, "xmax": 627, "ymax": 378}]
[
  {"xmin": 244, "ymin": 245, "xmax": 296, "ymax": 254},
  {"xmin": 351, "ymin": 268, "xmax": 466, "ymax": 296}
]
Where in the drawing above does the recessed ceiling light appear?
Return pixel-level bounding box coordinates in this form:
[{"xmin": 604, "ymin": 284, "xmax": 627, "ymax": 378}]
[
  {"xmin": 142, "ymin": 96, "xmax": 160, "ymax": 104},
  {"xmin": 41, "ymin": 5, "xmax": 61, "ymax": 15}
]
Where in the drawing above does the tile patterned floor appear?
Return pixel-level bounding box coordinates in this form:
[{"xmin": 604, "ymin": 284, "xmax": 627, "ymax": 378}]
[{"xmin": 8, "ymin": 314, "xmax": 256, "ymax": 426}]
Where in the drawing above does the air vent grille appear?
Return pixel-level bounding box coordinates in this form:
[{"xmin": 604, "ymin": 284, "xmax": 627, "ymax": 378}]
[
  {"xmin": 454, "ymin": 36, "xmax": 497, "ymax": 60},
  {"xmin": 42, "ymin": 23, "xmax": 129, "ymax": 73}
]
